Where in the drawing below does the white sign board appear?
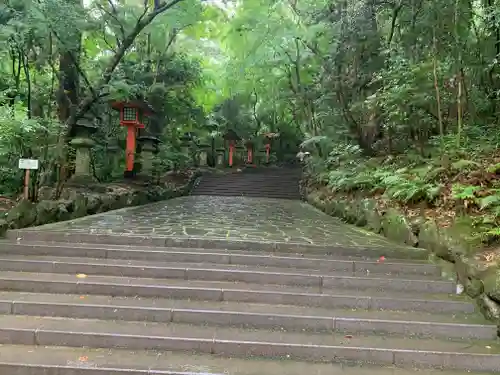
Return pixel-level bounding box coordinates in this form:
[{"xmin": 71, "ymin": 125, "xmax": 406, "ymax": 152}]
[{"xmin": 18, "ymin": 159, "xmax": 39, "ymax": 170}]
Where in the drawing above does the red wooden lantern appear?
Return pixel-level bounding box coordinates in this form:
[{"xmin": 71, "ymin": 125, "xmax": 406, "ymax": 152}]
[
  {"xmin": 223, "ymin": 130, "xmax": 241, "ymax": 168},
  {"xmin": 245, "ymin": 140, "xmax": 254, "ymax": 164},
  {"xmin": 263, "ymin": 132, "xmax": 279, "ymax": 163},
  {"xmin": 111, "ymin": 100, "xmax": 153, "ymax": 176}
]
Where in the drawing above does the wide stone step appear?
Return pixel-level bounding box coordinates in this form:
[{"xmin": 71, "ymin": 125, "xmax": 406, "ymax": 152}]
[
  {"xmin": 196, "ymin": 180, "xmax": 300, "ymax": 185},
  {"xmin": 194, "ymin": 179, "xmax": 300, "ymax": 184},
  {"xmin": 0, "ymin": 241, "xmax": 434, "ymax": 261},
  {"xmin": 0, "ymin": 345, "xmax": 486, "ymax": 375},
  {"xmin": 193, "ymin": 182, "xmax": 300, "ymax": 188},
  {"xmin": 0, "ymin": 253, "xmax": 441, "ymax": 278},
  {"xmin": 191, "ymin": 191, "xmax": 300, "ymax": 196},
  {"xmin": 192, "ymin": 186, "xmax": 300, "ymax": 190},
  {"xmin": 191, "ymin": 192, "xmax": 301, "ymax": 198},
  {"xmin": 0, "ymin": 256, "xmax": 453, "ymax": 293},
  {"xmin": 190, "ymin": 193, "xmax": 301, "ymax": 198},
  {"xmin": 0, "ymin": 291, "xmax": 491, "ymax": 339},
  {"xmin": 4, "ymin": 236, "xmax": 430, "ymax": 260},
  {"xmin": 191, "ymin": 188, "xmax": 300, "ymax": 193},
  {"xmin": 0, "ymin": 271, "xmax": 474, "ymax": 313},
  {"xmin": 0, "ymin": 315, "xmax": 498, "ymax": 371},
  {"xmin": 0, "ymin": 243, "xmax": 440, "ymax": 276},
  {"xmin": 0, "ymin": 240, "xmax": 429, "ymax": 261}
]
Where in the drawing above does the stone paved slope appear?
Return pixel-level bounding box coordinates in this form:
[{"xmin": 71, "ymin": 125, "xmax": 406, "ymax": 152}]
[
  {"xmin": 0, "ymin": 239, "xmax": 497, "ymax": 374},
  {"xmin": 190, "ymin": 167, "xmax": 302, "ymax": 200}
]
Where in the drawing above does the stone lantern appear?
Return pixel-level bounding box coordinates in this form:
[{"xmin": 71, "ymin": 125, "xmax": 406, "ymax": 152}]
[
  {"xmin": 69, "ymin": 113, "xmax": 98, "ymax": 181},
  {"xmin": 198, "ymin": 143, "xmax": 210, "ymax": 166},
  {"xmin": 138, "ymin": 116, "xmax": 161, "ymax": 178},
  {"xmin": 180, "ymin": 132, "xmax": 193, "ymax": 157},
  {"xmin": 216, "ymin": 147, "xmax": 225, "ymax": 167}
]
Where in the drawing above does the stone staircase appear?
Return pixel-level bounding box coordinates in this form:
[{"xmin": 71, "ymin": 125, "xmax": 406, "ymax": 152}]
[
  {"xmin": 0, "ymin": 238, "xmax": 497, "ymax": 374},
  {"xmin": 191, "ymin": 167, "xmax": 302, "ymax": 200}
]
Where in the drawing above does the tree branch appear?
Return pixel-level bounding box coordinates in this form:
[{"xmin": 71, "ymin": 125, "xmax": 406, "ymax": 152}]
[
  {"xmin": 73, "ymin": 0, "xmax": 186, "ymax": 123},
  {"xmin": 50, "ymin": 29, "xmax": 98, "ymax": 101}
]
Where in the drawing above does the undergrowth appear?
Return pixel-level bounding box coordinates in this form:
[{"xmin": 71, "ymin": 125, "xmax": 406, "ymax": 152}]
[{"xmin": 305, "ymin": 133, "xmax": 500, "ymax": 246}]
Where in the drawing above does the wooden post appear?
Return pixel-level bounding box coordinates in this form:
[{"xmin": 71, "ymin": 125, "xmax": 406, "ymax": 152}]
[
  {"xmin": 18, "ymin": 159, "xmax": 38, "ymax": 201},
  {"xmin": 247, "ymin": 145, "xmax": 253, "ymax": 163},
  {"xmin": 229, "ymin": 142, "xmax": 234, "ymax": 167},
  {"xmin": 24, "ymin": 169, "xmax": 30, "ymax": 200},
  {"xmin": 125, "ymin": 125, "xmax": 136, "ymax": 172}
]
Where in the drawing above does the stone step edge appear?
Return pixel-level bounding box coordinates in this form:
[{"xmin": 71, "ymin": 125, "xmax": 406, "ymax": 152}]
[
  {"xmin": 0, "ymin": 276, "xmax": 475, "ymax": 314},
  {"xmin": 5, "ymin": 232, "xmax": 430, "ymax": 260},
  {"xmin": 0, "ymin": 363, "xmax": 215, "ymax": 375},
  {"xmin": 1, "ymin": 327, "xmax": 498, "ymax": 372},
  {"xmin": 0, "ymin": 246, "xmax": 440, "ymax": 276},
  {"xmin": 3, "ymin": 299, "xmax": 494, "ymax": 340},
  {"xmin": 191, "ymin": 193, "xmax": 301, "ymax": 197},
  {"xmin": 0, "ymin": 258, "xmax": 451, "ymax": 294},
  {"xmin": 0, "ymin": 241, "xmax": 435, "ymax": 265},
  {"xmin": 191, "ymin": 189, "xmax": 301, "ymax": 191}
]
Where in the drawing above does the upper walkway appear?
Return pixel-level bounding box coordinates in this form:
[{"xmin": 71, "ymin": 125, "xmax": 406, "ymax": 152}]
[{"xmin": 11, "ymin": 195, "xmax": 423, "ymax": 258}]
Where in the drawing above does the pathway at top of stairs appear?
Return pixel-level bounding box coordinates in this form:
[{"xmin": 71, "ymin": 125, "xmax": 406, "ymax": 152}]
[{"xmin": 0, "ymin": 195, "xmax": 498, "ymax": 374}]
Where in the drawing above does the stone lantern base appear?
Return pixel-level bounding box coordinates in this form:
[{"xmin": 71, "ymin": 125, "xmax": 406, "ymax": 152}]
[
  {"xmin": 198, "ymin": 144, "xmax": 210, "ymax": 167},
  {"xmin": 138, "ymin": 136, "xmax": 160, "ymax": 179},
  {"xmin": 69, "ymin": 115, "xmax": 98, "ymax": 183},
  {"xmin": 216, "ymin": 148, "xmax": 225, "ymax": 167}
]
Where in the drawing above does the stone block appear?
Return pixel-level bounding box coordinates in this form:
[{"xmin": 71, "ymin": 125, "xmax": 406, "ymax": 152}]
[{"xmin": 381, "ymin": 208, "xmax": 418, "ymax": 247}]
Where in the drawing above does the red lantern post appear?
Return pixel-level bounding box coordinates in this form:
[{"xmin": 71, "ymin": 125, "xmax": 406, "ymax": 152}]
[
  {"xmin": 228, "ymin": 141, "xmax": 235, "ymax": 167},
  {"xmin": 263, "ymin": 132, "xmax": 280, "ymax": 164},
  {"xmin": 111, "ymin": 101, "xmax": 153, "ymax": 177},
  {"xmin": 223, "ymin": 130, "xmax": 241, "ymax": 168},
  {"xmin": 245, "ymin": 140, "xmax": 253, "ymax": 164}
]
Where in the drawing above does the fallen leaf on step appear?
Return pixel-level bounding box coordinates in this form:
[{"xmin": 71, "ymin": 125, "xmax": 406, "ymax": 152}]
[
  {"xmin": 377, "ymin": 256, "xmax": 385, "ymax": 263},
  {"xmin": 76, "ymin": 274, "xmax": 87, "ymax": 279},
  {"xmin": 79, "ymin": 296, "xmax": 86, "ymax": 299},
  {"xmin": 344, "ymin": 335, "xmax": 353, "ymax": 339},
  {"xmin": 78, "ymin": 356, "xmax": 88, "ymax": 362}
]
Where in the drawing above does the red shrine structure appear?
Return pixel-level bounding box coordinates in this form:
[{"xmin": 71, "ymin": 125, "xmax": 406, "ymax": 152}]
[
  {"xmin": 111, "ymin": 100, "xmax": 154, "ymax": 177},
  {"xmin": 223, "ymin": 130, "xmax": 241, "ymax": 168},
  {"xmin": 263, "ymin": 132, "xmax": 279, "ymax": 164},
  {"xmin": 245, "ymin": 140, "xmax": 254, "ymax": 164}
]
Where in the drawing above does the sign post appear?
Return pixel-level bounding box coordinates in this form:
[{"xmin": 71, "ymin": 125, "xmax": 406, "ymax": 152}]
[{"xmin": 18, "ymin": 159, "xmax": 39, "ymax": 200}]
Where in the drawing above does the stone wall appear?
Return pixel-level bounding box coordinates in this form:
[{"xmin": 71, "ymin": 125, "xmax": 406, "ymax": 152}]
[
  {"xmin": 0, "ymin": 171, "xmax": 200, "ymax": 235},
  {"xmin": 307, "ymin": 189, "xmax": 500, "ymax": 328}
]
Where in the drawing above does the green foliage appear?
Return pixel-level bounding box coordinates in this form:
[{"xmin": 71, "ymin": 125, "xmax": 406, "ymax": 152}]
[
  {"xmin": 451, "ymin": 184, "xmax": 480, "ymax": 200},
  {"xmin": 451, "ymin": 184, "xmax": 500, "ymax": 218},
  {"xmin": 451, "ymin": 159, "xmax": 480, "ymax": 172},
  {"xmin": 327, "ymin": 167, "xmax": 443, "ymax": 205}
]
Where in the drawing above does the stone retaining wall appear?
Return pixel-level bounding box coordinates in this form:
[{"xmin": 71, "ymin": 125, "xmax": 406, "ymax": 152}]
[
  {"xmin": 307, "ymin": 189, "xmax": 500, "ymax": 329},
  {"xmin": 0, "ymin": 171, "xmax": 201, "ymax": 234}
]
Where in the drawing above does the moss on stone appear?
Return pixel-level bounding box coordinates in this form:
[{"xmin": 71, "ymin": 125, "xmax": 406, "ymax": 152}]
[
  {"xmin": 0, "ymin": 220, "xmax": 8, "ymax": 237},
  {"xmin": 35, "ymin": 200, "xmax": 60, "ymax": 225},
  {"xmin": 476, "ymin": 293, "xmax": 500, "ymax": 322},
  {"xmin": 305, "ymin": 187, "xmax": 500, "ymax": 325},
  {"xmin": 7, "ymin": 200, "xmax": 37, "ymax": 229},
  {"xmin": 3, "ymin": 171, "xmax": 200, "ymax": 234},
  {"xmin": 362, "ymin": 199, "xmax": 382, "ymax": 233},
  {"xmin": 71, "ymin": 193, "xmax": 88, "ymax": 219},
  {"xmin": 381, "ymin": 208, "xmax": 418, "ymax": 247}
]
